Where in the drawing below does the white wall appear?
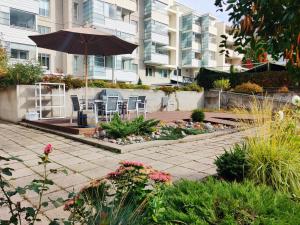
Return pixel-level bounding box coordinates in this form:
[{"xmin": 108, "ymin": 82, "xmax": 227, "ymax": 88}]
[{"xmin": 0, "ymin": 85, "xmax": 205, "ymax": 122}]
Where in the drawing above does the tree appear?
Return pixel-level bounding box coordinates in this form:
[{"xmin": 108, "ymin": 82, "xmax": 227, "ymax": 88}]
[
  {"xmin": 0, "ymin": 47, "xmax": 7, "ymax": 77},
  {"xmin": 215, "ymin": 0, "xmax": 300, "ymax": 68},
  {"xmin": 137, "ymin": 77, "xmax": 143, "ymax": 85}
]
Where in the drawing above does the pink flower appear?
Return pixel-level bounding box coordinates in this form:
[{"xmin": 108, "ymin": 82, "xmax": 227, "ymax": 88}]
[
  {"xmin": 149, "ymin": 171, "xmax": 172, "ymax": 183},
  {"xmin": 44, "ymin": 144, "xmax": 53, "ymax": 155},
  {"xmin": 107, "ymin": 171, "xmax": 122, "ymax": 179},
  {"xmin": 63, "ymin": 199, "xmax": 75, "ymax": 211},
  {"xmin": 120, "ymin": 161, "xmax": 145, "ymax": 168}
]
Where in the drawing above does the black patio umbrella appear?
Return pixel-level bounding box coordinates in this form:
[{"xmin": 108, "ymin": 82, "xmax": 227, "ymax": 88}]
[{"xmin": 29, "ymin": 27, "xmax": 138, "ymax": 110}]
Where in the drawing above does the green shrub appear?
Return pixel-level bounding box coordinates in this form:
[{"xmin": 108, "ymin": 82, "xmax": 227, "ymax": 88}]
[
  {"xmin": 191, "ymin": 109, "xmax": 205, "ymax": 122},
  {"xmin": 215, "ymin": 144, "xmax": 249, "ymax": 181},
  {"xmin": 88, "ymin": 80, "xmax": 107, "ymax": 88},
  {"xmin": 213, "ymin": 78, "xmax": 231, "ymax": 90},
  {"xmin": 156, "ymin": 86, "xmax": 178, "ymax": 95},
  {"xmin": 158, "ymin": 127, "xmax": 205, "ymax": 140},
  {"xmin": 137, "ymin": 77, "xmax": 143, "ymax": 85},
  {"xmin": 42, "ymin": 75, "xmax": 85, "ymax": 90},
  {"xmin": 0, "ymin": 63, "xmax": 42, "ymax": 88},
  {"xmin": 151, "ymin": 178, "xmax": 300, "ymax": 224},
  {"xmin": 237, "ymin": 98, "xmax": 300, "ymax": 197},
  {"xmin": 197, "ymin": 69, "xmax": 293, "ymax": 90},
  {"xmin": 234, "ymin": 82, "xmax": 263, "ymax": 94},
  {"xmin": 100, "ymin": 114, "xmax": 159, "ymax": 138},
  {"xmin": 180, "ymin": 83, "xmax": 203, "ymax": 92},
  {"xmin": 0, "ymin": 47, "xmax": 8, "ymax": 76}
]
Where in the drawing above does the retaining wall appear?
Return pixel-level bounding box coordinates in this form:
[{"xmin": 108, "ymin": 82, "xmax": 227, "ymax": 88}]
[{"xmin": 0, "ymin": 85, "xmax": 205, "ymax": 122}]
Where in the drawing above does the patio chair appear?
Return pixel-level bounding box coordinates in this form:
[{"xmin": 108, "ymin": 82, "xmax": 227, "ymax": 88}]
[
  {"xmin": 138, "ymin": 96, "xmax": 147, "ymax": 118},
  {"xmin": 70, "ymin": 95, "xmax": 82, "ymax": 124},
  {"xmin": 127, "ymin": 96, "xmax": 139, "ymax": 120},
  {"xmin": 104, "ymin": 96, "xmax": 119, "ymax": 122}
]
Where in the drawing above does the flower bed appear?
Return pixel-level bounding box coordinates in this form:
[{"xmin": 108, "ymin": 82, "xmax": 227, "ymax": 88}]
[{"xmin": 95, "ymin": 114, "xmax": 232, "ymax": 145}]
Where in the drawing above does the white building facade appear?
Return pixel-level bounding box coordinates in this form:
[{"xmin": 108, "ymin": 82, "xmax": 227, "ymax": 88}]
[{"xmin": 0, "ymin": 0, "xmax": 242, "ymax": 85}]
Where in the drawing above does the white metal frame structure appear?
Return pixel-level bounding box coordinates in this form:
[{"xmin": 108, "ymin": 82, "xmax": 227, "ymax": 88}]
[{"xmin": 35, "ymin": 83, "xmax": 66, "ymax": 120}]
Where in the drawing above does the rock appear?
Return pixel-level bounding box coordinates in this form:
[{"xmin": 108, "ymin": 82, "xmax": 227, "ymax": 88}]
[
  {"xmin": 181, "ymin": 131, "xmax": 186, "ymax": 136},
  {"xmin": 109, "ymin": 139, "xmax": 117, "ymax": 143},
  {"xmin": 103, "ymin": 138, "xmax": 109, "ymax": 142},
  {"xmin": 99, "ymin": 130, "xmax": 106, "ymax": 137},
  {"xmin": 204, "ymin": 123, "xmax": 215, "ymax": 132}
]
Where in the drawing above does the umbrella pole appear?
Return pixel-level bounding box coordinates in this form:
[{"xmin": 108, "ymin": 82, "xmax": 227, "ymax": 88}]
[
  {"xmin": 112, "ymin": 55, "xmax": 115, "ymax": 84},
  {"xmin": 84, "ymin": 45, "xmax": 88, "ymax": 110}
]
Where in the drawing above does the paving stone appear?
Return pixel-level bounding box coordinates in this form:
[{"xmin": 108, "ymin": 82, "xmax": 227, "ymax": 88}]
[
  {"xmin": 81, "ymin": 166, "xmax": 112, "ymax": 179},
  {"xmin": 165, "ymin": 166, "xmax": 197, "ymax": 178},
  {"xmin": 66, "ymin": 162, "xmax": 98, "ymax": 172},
  {"xmin": 52, "ymin": 173, "xmax": 89, "ymax": 189},
  {"xmin": 180, "ymin": 161, "xmax": 214, "ymax": 172}
]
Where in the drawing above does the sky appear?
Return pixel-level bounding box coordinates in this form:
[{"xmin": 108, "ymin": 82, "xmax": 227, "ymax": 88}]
[{"xmin": 177, "ymin": 0, "xmax": 230, "ymax": 23}]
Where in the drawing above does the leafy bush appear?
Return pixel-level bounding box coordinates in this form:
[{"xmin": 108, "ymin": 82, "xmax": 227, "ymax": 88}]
[
  {"xmin": 191, "ymin": 109, "xmax": 205, "ymax": 122},
  {"xmin": 157, "ymin": 84, "xmax": 204, "ymax": 95},
  {"xmin": 42, "ymin": 75, "xmax": 85, "ymax": 90},
  {"xmin": 215, "ymin": 144, "xmax": 250, "ymax": 181},
  {"xmin": 88, "ymin": 79, "xmax": 107, "ymax": 88},
  {"xmin": 234, "ymin": 82, "xmax": 263, "ymax": 94},
  {"xmin": 213, "ymin": 78, "xmax": 231, "ymax": 90},
  {"xmin": 158, "ymin": 126, "xmax": 205, "ymax": 140},
  {"xmin": 0, "ymin": 63, "xmax": 42, "ymax": 88},
  {"xmin": 180, "ymin": 83, "xmax": 203, "ymax": 92},
  {"xmin": 156, "ymin": 86, "xmax": 178, "ymax": 95},
  {"xmin": 100, "ymin": 114, "xmax": 159, "ymax": 138},
  {"xmin": 197, "ymin": 69, "xmax": 294, "ymax": 90},
  {"xmin": 0, "ymin": 47, "xmax": 8, "ymax": 76},
  {"xmin": 151, "ymin": 178, "xmax": 300, "ymax": 224},
  {"xmin": 65, "ymin": 161, "xmax": 171, "ymax": 224}
]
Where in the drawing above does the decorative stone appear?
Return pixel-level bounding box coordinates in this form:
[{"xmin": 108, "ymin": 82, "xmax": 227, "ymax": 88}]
[
  {"xmin": 204, "ymin": 123, "xmax": 214, "ymax": 132},
  {"xmin": 99, "ymin": 130, "xmax": 106, "ymax": 137}
]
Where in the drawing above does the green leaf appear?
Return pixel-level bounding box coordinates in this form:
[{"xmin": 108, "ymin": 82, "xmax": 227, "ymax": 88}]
[
  {"xmin": 42, "ymin": 202, "xmax": 49, "ymax": 207},
  {"xmin": 1, "ymin": 168, "xmax": 14, "ymax": 176}
]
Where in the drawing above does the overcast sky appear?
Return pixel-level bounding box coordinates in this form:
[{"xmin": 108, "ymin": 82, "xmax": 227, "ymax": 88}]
[{"xmin": 177, "ymin": 0, "xmax": 229, "ymax": 23}]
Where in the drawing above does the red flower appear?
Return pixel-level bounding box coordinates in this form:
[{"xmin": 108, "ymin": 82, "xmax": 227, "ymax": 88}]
[
  {"xmin": 44, "ymin": 144, "xmax": 53, "ymax": 155},
  {"xmin": 149, "ymin": 171, "xmax": 172, "ymax": 183}
]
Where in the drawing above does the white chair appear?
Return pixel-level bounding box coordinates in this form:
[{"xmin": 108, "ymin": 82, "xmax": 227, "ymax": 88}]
[
  {"xmin": 138, "ymin": 96, "xmax": 147, "ymax": 118},
  {"xmin": 104, "ymin": 96, "xmax": 119, "ymax": 122},
  {"xmin": 126, "ymin": 96, "xmax": 139, "ymax": 120}
]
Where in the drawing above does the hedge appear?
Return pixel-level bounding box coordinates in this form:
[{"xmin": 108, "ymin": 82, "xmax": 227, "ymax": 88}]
[{"xmin": 197, "ymin": 69, "xmax": 295, "ymax": 90}]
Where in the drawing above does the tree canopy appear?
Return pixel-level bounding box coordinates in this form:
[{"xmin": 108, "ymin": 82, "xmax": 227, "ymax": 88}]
[{"xmin": 215, "ymin": 0, "xmax": 300, "ymax": 67}]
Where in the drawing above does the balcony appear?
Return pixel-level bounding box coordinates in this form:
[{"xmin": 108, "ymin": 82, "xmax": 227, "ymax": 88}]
[
  {"xmin": 192, "ymin": 24, "xmax": 201, "ymax": 33},
  {"xmin": 89, "ymin": 68, "xmax": 137, "ymax": 83},
  {"xmin": 117, "ymin": 0, "xmax": 137, "ymax": 12},
  {"xmin": 147, "ymin": 32, "xmax": 169, "ymax": 45},
  {"xmin": 144, "ymin": 53, "xmax": 169, "ymax": 65},
  {"xmin": 104, "ymin": 18, "xmax": 136, "ymax": 35},
  {"xmin": 182, "ymin": 59, "xmax": 202, "ymax": 68},
  {"xmin": 208, "ymin": 26, "xmax": 217, "ymax": 35},
  {"xmin": 192, "ymin": 42, "xmax": 201, "ymax": 52}
]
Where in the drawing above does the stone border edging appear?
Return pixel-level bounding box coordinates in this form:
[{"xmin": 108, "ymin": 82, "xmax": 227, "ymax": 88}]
[{"xmin": 18, "ymin": 121, "xmax": 239, "ymax": 154}]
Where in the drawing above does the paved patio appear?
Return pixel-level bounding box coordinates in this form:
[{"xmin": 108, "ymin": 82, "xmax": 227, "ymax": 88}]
[{"xmin": 0, "ymin": 120, "xmax": 248, "ymax": 223}]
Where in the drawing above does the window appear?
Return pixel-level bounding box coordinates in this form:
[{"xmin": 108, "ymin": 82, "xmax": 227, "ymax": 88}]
[
  {"xmin": 160, "ymin": 69, "xmax": 168, "ymax": 78},
  {"xmin": 146, "ymin": 67, "xmax": 153, "ymax": 77},
  {"xmin": 73, "ymin": 55, "xmax": 79, "ymax": 73},
  {"xmin": 10, "ymin": 9, "xmax": 36, "ymax": 30},
  {"xmin": 95, "ymin": 56, "xmax": 105, "ymax": 67},
  {"xmin": 38, "ymin": 25, "xmax": 51, "ymax": 34},
  {"xmin": 73, "ymin": 2, "xmax": 79, "ymax": 20},
  {"xmin": 39, "ymin": 0, "xmax": 50, "ymax": 17},
  {"xmin": 0, "ymin": 11, "xmax": 9, "ymax": 25},
  {"xmin": 38, "ymin": 53, "xmax": 50, "ymax": 70},
  {"xmin": 11, "ymin": 49, "xmax": 29, "ymax": 60}
]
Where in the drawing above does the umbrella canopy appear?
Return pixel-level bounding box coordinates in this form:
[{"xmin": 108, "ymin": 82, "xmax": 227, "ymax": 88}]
[
  {"xmin": 29, "ymin": 27, "xmax": 138, "ymax": 110},
  {"xmin": 29, "ymin": 27, "xmax": 138, "ymax": 56}
]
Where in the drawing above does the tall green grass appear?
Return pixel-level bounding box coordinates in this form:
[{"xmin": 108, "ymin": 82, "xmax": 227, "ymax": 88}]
[{"xmin": 236, "ymin": 97, "xmax": 300, "ymax": 196}]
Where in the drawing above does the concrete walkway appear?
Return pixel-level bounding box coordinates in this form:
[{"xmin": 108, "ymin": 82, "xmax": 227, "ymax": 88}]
[{"xmin": 0, "ymin": 121, "xmax": 247, "ymax": 223}]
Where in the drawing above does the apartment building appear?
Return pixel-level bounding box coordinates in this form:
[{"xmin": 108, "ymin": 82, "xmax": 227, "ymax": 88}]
[{"xmin": 0, "ymin": 0, "xmax": 242, "ymax": 85}]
